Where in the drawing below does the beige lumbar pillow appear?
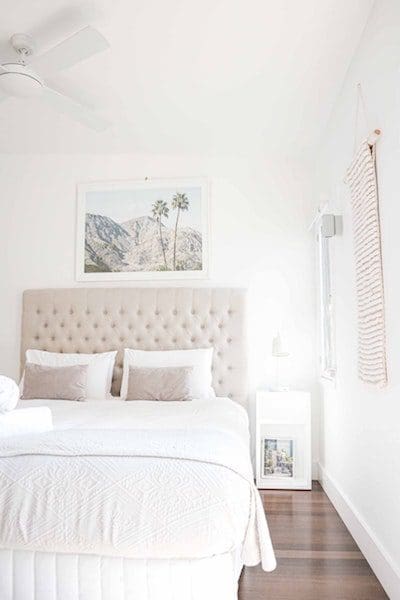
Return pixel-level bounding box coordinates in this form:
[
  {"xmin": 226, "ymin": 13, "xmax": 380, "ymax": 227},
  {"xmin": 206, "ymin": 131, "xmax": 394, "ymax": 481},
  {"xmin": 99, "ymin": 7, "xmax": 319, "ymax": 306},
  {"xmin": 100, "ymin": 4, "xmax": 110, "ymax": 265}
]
[
  {"xmin": 126, "ymin": 366, "xmax": 194, "ymax": 401},
  {"xmin": 21, "ymin": 363, "xmax": 88, "ymax": 401}
]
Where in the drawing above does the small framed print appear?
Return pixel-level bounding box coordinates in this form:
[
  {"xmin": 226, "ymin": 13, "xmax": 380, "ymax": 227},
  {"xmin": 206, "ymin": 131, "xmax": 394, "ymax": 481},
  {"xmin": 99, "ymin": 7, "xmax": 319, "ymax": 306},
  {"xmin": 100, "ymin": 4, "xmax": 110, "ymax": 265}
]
[{"xmin": 262, "ymin": 438, "xmax": 294, "ymax": 478}]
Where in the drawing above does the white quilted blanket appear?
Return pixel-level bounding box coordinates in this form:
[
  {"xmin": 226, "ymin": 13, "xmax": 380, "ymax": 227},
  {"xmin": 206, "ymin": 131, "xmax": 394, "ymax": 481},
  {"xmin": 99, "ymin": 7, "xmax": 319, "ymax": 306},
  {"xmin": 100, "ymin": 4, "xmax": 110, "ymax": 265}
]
[{"xmin": 0, "ymin": 398, "xmax": 276, "ymax": 571}]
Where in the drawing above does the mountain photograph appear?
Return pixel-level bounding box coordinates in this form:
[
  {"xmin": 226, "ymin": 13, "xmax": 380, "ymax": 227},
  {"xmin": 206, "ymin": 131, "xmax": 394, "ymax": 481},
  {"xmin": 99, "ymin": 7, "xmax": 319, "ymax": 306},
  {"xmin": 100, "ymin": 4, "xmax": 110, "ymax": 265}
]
[{"xmin": 81, "ymin": 183, "xmax": 205, "ymax": 275}]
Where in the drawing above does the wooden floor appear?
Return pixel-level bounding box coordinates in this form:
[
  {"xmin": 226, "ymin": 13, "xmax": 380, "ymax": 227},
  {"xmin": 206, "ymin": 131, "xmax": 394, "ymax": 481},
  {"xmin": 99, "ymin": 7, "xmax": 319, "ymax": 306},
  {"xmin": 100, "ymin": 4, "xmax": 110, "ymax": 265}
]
[{"xmin": 239, "ymin": 482, "xmax": 388, "ymax": 600}]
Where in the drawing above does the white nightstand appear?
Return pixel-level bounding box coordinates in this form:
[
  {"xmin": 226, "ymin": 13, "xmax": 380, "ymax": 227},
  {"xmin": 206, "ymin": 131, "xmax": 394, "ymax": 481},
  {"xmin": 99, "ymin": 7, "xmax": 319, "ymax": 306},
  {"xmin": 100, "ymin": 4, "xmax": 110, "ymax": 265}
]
[{"xmin": 255, "ymin": 390, "xmax": 311, "ymax": 490}]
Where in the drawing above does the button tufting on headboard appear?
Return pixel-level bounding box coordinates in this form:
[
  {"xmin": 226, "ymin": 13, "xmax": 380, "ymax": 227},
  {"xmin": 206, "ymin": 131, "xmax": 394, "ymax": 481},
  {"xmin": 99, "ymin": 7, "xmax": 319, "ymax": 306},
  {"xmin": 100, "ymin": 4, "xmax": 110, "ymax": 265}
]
[{"xmin": 21, "ymin": 288, "xmax": 248, "ymax": 405}]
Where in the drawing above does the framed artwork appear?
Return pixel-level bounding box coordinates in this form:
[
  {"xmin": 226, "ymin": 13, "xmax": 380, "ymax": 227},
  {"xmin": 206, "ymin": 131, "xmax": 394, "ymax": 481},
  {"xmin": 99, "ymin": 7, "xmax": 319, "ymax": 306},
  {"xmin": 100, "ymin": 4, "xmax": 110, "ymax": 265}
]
[
  {"xmin": 76, "ymin": 178, "xmax": 209, "ymax": 281},
  {"xmin": 262, "ymin": 437, "xmax": 294, "ymax": 478}
]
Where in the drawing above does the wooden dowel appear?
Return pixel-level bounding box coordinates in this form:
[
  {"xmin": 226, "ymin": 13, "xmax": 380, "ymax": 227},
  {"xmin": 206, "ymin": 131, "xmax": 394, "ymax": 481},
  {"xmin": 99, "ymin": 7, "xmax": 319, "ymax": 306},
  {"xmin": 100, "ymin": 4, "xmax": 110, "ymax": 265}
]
[{"xmin": 367, "ymin": 129, "xmax": 381, "ymax": 145}]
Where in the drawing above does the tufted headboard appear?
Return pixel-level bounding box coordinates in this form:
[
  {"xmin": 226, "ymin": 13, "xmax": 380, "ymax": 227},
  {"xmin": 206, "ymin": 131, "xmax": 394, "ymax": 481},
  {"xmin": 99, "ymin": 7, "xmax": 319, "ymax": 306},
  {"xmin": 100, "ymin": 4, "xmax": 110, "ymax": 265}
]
[{"xmin": 21, "ymin": 288, "xmax": 248, "ymax": 406}]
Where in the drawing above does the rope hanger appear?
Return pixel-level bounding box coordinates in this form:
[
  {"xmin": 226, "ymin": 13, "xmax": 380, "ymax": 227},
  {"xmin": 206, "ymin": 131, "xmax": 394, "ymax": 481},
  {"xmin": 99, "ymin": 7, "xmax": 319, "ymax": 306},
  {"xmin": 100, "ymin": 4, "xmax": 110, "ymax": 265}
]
[
  {"xmin": 354, "ymin": 82, "xmax": 381, "ymax": 152},
  {"xmin": 343, "ymin": 83, "xmax": 381, "ymax": 183}
]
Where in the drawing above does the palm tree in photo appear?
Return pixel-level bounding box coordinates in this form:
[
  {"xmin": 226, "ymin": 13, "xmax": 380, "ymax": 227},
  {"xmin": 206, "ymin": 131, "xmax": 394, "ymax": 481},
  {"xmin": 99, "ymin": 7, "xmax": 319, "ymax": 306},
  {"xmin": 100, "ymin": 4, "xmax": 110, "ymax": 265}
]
[
  {"xmin": 171, "ymin": 192, "xmax": 189, "ymax": 270},
  {"xmin": 151, "ymin": 199, "xmax": 170, "ymax": 269}
]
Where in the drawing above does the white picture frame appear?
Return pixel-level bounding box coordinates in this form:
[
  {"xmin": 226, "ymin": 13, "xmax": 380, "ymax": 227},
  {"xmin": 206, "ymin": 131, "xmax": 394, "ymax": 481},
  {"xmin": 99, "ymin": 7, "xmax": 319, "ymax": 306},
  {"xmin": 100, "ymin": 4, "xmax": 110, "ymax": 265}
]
[{"xmin": 76, "ymin": 178, "xmax": 209, "ymax": 281}]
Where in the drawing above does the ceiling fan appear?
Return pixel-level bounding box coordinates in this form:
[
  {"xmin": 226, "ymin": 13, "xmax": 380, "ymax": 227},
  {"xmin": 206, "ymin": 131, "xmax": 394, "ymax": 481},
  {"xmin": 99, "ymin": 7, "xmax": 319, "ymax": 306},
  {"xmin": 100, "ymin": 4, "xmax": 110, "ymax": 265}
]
[{"xmin": 0, "ymin": 26, "xmax": 111, "ymax": 131}]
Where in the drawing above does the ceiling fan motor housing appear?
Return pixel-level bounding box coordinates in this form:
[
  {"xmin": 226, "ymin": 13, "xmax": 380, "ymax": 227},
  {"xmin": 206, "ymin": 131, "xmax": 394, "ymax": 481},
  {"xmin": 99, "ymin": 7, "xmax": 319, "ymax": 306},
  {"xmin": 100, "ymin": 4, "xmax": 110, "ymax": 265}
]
[{"xmin": 10, "ymin": 33, "xmax": 35, "ymax": 58}]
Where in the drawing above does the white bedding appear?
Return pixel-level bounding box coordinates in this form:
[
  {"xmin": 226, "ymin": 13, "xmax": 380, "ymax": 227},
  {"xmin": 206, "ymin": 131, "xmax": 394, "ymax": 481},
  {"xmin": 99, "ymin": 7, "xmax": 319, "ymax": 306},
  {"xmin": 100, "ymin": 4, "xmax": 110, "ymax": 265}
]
[
  {"xmin": 0, "ymin": 398, "xmax": 276, "ymax": 572},
  {"xmin": 0, "ymin": 407, "xmax": 53, "ymax": 437}
]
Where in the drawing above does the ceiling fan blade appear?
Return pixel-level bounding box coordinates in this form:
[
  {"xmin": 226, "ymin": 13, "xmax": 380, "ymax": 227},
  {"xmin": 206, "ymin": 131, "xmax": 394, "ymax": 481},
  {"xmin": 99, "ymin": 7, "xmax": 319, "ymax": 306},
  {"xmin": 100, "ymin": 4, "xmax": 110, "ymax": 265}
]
[
  {"xmin": 42, "ymin": 86, "xmax": 111, "ymax": 131},
  {"xmin": 30, "ymin": 26, "xmax": 109, "ymax": 76}
]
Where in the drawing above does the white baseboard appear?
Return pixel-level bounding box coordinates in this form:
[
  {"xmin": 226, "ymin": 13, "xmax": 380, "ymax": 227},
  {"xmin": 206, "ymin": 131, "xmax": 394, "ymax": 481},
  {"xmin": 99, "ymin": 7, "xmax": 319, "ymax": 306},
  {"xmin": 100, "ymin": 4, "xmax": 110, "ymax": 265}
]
[{"xmin": 318, "ymin": 463, "xmax": 400, "ymax": 600}]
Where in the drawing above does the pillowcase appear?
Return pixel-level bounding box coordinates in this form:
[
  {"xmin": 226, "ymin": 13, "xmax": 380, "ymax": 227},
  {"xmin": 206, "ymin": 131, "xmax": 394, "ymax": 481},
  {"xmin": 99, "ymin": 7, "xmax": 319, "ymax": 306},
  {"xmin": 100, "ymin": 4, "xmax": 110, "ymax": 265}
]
[
  {"xmin": 22, "ymin": 350, "xmax": 117, "ymax": 400},
  {"xmin": 126, "ymin": 366, "xmax": 194, "ymax": 401},
  {"xmin": 21, "ymin": 363, "xmax": 88, "ymax": 401},
  {"xmin": 121, "ymin": 348, "xmax": 214, "ymax": 400}
]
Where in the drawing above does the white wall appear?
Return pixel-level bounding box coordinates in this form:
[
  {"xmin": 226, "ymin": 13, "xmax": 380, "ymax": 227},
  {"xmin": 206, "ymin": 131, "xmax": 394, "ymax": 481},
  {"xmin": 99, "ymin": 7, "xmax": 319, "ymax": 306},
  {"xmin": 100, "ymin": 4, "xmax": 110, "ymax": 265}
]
[
  {"xmin": 0, "ymin": 152, "xmax": 318, "ymax": 449},
  {"xmin": 314, "ymin": 0, "xmax": 400, "ymax": 596}
]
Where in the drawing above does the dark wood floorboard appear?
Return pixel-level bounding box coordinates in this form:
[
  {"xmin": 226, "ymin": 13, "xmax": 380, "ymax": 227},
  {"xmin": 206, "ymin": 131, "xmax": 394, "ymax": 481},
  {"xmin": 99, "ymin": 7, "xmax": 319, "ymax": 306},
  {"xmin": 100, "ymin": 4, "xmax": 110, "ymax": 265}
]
[{"xmin": 239, "ymin": 482, "xmax": 388, "ymax": 600}]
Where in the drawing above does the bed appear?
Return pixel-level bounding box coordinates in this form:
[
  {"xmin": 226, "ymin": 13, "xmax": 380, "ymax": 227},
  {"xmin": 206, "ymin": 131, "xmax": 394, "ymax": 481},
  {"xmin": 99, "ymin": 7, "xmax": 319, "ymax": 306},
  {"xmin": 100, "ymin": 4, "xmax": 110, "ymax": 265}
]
[{"xmin": 0, "ymin": 287, "xmax": 276, "ymax": 600}]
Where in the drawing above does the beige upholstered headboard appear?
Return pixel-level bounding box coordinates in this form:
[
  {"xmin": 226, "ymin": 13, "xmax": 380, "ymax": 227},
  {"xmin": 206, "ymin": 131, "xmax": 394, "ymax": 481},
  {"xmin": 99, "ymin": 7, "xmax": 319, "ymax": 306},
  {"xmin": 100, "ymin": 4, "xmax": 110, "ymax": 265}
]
[{"xmin": 21, "ymin": 288, "xmax": 248, "ymax": 405}]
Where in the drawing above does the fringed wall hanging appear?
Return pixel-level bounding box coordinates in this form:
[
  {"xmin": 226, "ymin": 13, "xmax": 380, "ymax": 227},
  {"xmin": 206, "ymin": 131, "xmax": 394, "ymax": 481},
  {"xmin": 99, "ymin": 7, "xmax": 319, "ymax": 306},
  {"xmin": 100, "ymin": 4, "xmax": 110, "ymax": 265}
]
[{"xmin": 345, "ymin": 84, "xmax": 387, "ymax": 387}]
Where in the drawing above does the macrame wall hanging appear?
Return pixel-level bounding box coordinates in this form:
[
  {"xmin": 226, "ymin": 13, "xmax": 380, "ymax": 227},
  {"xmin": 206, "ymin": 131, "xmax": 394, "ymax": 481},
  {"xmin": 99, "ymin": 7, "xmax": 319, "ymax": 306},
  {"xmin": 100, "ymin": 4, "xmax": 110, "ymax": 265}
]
[{"xmin": 345, "ymin": 84, "xmax": 387, "ymax": 387}]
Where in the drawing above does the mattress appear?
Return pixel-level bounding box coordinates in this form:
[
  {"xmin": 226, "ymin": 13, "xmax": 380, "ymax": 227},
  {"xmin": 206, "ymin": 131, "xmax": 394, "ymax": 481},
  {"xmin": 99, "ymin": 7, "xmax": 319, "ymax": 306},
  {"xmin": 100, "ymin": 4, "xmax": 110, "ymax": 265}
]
[{"xmin": 0, "ymin": 549, "xmax": 241, "ymax": 600}]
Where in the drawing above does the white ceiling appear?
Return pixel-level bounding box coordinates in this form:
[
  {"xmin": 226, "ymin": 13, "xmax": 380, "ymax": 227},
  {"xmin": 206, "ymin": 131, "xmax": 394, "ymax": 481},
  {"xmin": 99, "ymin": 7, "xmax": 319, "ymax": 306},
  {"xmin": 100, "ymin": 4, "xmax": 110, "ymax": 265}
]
[{"xmin": 0, "ymin": 0, "xmax": 373, "ymax": 156}]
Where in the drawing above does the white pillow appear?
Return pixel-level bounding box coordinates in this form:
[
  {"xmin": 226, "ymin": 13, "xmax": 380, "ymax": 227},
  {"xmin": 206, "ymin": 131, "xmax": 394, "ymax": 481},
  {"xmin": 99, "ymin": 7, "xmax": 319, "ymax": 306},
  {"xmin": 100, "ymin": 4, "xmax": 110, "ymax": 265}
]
[
  {"xmin": 22, "ymin": 350, "xmax": 117, "ymax": 400},
  {"xmin": 121, "ymin": 348, "xmax": 215, "ymax": 400}
]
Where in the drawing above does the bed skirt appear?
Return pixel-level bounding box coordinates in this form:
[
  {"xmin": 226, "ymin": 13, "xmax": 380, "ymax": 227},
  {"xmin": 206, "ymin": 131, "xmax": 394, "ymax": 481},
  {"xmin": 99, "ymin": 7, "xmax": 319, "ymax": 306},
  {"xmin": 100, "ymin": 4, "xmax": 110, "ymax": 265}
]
[{"xmin": 0, "ymin": 548, "xmax": 243, "ymax": 600}]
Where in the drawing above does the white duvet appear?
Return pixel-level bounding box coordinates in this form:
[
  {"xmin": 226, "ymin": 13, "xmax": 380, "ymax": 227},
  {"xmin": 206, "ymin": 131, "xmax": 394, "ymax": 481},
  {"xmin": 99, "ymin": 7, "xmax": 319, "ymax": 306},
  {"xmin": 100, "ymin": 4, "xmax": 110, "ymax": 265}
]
[{"xmin": 0, "ymin": 398, "xmax": 276, "ymax": 571}]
